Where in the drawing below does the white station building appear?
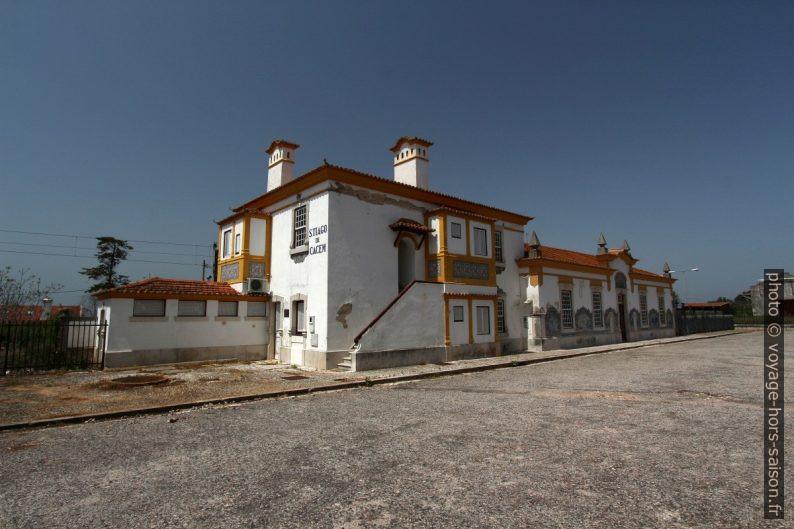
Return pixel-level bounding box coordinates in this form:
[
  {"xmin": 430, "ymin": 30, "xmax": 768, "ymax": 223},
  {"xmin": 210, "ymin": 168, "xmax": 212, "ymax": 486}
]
[{"xmin": 96, "ymin": 136, "xmax": 676, "ymax": 370}]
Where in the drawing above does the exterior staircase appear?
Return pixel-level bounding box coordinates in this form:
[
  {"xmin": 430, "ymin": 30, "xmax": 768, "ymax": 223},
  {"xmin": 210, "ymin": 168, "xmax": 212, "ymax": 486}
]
[{"xmin": 336, "ymin": 353, "xmax": 353, "ymax": 371}]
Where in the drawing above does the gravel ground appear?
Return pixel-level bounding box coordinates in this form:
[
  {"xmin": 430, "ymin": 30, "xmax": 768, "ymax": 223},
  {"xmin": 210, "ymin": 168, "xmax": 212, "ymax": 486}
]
[
  {"xmin": 0, "ymin": 332, "xmax": 741, "ymax": 426},
  {"xmin": 0, "ymin": 331, "xmax": 788, "ymax": 528}
]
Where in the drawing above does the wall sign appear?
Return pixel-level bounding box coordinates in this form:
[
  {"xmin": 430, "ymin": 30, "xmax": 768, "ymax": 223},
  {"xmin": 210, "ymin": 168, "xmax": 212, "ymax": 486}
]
[{"xmin": 309, "ymin": 224, "xmax": 328, "ymax": 255}]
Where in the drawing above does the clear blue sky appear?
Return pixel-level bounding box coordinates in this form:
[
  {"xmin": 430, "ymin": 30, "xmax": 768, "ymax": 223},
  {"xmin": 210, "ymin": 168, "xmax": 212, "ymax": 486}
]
[{"xmin": 1, "ymin": 0, "xmax": 792, "ymax": 305}]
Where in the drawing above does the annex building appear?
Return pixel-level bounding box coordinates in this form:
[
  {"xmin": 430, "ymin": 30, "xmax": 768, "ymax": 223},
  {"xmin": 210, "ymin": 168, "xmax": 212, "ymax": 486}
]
[{"xmin": 96, "ymin": 137, "xmax": 676, "ymax": 370}]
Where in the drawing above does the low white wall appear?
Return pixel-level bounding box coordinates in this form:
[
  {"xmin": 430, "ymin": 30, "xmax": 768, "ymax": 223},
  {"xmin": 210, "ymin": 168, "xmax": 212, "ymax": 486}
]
[
  {"xmin": 356, "ymin": 282, "xmax": 445, "ymax": 353},
  {"xmin": 100, "ymin": 298, "xmax": 269, "ymax": 367}
]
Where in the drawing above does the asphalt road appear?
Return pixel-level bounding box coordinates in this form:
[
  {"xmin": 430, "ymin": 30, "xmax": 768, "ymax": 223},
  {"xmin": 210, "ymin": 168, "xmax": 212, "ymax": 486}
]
[{"xmin": 1, "ymin": 332, "xmax": 790, "ymax": 528}]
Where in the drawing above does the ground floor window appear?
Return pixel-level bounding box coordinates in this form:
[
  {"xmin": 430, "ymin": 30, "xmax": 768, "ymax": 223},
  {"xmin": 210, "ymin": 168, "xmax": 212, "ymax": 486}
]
[
  {"xmin": 178, "ymin": 300, "xmax": 206, "ymax": 317},
  {"xmin": 640, "ymin": 294, "xmax": 649, "ymax": 327},
  {"xmin": 560, "ymin": 289, "xmax": 573, "ymax": 329},
  {"xmin": 658, "ymin": 296, "xmax": 666, "ymax": 325},
  {"xmin": 592, "ymin": 291, "xmax": 603, "ymax": 327},
  {"xmin": 476, "ymin": 305, "xmax": 491, "ymax": 335},
  {"xmin": 218, "ymin": 301, "xmax": 238, "ymax": 317},
  {"xmin": 247, "ymin": 301, "xmax": 267, "ymax": 317},
  {"xmin": 453, "ymin": 305, "xmax": 464, "ymax": 322},
  {"xmin": 496, "ymin": 299, "xmax": 506, "ymax": 334},
  {"xmin": 133, "ymin": 299, "xmax": 165, "ymax": 317},
  {"xmin": 291, "ymin": 300, "xmax": 305, "ymax": 334}
]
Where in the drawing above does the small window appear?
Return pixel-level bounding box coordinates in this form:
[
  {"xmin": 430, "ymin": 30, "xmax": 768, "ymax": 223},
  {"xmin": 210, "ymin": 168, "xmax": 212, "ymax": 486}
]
[
  {"xmin": 451, "ymin": 222, "xmax": 462, "ymax": 239},
  {"xmin": 592, "ymin": 291, "xmax": 603, "ymax": 327},
  {"xmin": 221, "ymin": 228, "xmax": 232, "ymax": 259},
  {"xmin": 247, "ymin": 301, "xmax": 268, "ymax": 317},
  {"xmin": 292, "ymin": 205, "xmax": 307, "ymax": 248},
  {"xmin": 658, "ymin": 296, "xmax": 666, "ymax": 325},
  {"xmin": 453, "ymin": 305, "xmax": 464, "ymax": 322},
  {"xmin": 473, "ymin": 227, "xmax": 488, "ymax": 256},
  {"xmin": 291, "ymin": 300, "xmax": 305, "ymax": 334},
  {"xmin": 178, "ymin": 300, "xmax": 206, "ymax": 317},
  {"xmin": 234, "ymin": 232, "xmax": 241, "ymax": 255},
  {"xmin": 496, "ymin": 299, "xmax": 506, "ymax": 334},
  {"xmin": 218, "ymin": 301, "xmax": 238, "ymax": 317},
  {"xmin": 640, "ymin": 294, "xmax": 649, "ymax": 327},
  {"xmin": 133, "ymin": 299, "xmax": 165, "ymax": 317},
  {"xmin": 476, "ymin": 305, "xmax": 491, "ymax": 335},
  {"xmin": 494, "ymin": 230, "xmax": 503, "ymax": 262},
  {"xmin": 561, "ymin": 290, "xmax": 573, "ymax": 329}
]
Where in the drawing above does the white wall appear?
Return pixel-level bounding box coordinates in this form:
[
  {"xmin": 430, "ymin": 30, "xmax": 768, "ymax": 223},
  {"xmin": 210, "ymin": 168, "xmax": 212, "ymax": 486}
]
[
  {"xmin": 356, "ymin": 282, "xmax": 445, "ymax": 352},
  {"xmin": 326, "ymin": 188, "xmax": 433, "ymax": 352},
  {"xmin": 101, "ymin": 298, "xmax": 269, "ymax": 353},
  {"xmin": 250, "ymin": 217, "xmax": 267, "ymax": 257},
  {"xmin": 446, "ymin": 215, "xmax": 466, "ymax": 255},
  {"xmin": 448, "ymin": 300, "xmax": 469, "ymax": 346},
  {"xmin": 268, "ymin": 190, "xmax": 330, "ymax": 355}
]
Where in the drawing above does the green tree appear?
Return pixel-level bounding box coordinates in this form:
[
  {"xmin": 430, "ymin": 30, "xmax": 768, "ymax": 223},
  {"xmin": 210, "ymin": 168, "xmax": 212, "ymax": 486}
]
[{"xmin": 80, "ymin": 237, "xmax": 133, "ymax": 293}]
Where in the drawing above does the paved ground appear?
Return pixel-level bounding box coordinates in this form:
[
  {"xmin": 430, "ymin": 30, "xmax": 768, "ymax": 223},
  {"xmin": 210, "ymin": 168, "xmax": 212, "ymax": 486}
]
[
  {"xmin": 0, "ymin": 332, "xmax": 740, "ymax": 426},
  {"xmin": 0, "ymin": 332, "xmax": 789, "ymax": 528}
]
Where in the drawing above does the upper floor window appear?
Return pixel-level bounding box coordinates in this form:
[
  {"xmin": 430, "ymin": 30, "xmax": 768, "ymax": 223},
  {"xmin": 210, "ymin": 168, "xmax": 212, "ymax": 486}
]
[
  {"xmin": 234, "ymin": 232, "xmax": 241, "ymax": 255},
  {"xmin": 292, "ymin": 205, "xmax": 307, "ymax": 248},
  {"xmin": 473, "ymin": 227, "xmax": 488, "ymax": 256},
  {"xmin": 494, "ymin": 230, "xmax": 503, "ymax": 262},
  {"xmin": 450, "ymin": 222, "xmax": 462, "ymax": 239},
  {"xmin": 221, "ymin": 228, "xmax": 232, "ymax": 259}
]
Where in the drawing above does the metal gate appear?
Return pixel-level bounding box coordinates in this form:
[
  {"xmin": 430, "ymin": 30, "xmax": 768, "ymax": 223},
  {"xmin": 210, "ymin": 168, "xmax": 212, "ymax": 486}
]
[{"xmin": 1, "ymin": 318, "xmax": 107, "ymax": 374}]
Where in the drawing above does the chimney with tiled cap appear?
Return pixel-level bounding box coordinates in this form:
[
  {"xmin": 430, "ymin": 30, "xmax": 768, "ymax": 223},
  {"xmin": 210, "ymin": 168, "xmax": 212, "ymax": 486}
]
[
  {"xmin": 389, "ymin": 136, "xmax": 433, "ymax": 190},
  {"xmin": 266, "ymin": 140, "xmax": 300, "ymax": 192},
  {"xmin": 597, "ymin": 232, "xmax": 608, "ymax": 255}
]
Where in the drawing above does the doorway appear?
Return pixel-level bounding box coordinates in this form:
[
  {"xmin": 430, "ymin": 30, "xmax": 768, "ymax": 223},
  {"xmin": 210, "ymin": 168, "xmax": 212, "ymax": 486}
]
[
  {"xmin": 617, "ymin": 293, "xmax": 628, "ymax": 342},
  {"xmin": 398, "ymin": 239, "xmax": 415, "ymax": 291},
  {"xmin": 271, "ymin": 301, "xmax": 281, "ymax": 361}
]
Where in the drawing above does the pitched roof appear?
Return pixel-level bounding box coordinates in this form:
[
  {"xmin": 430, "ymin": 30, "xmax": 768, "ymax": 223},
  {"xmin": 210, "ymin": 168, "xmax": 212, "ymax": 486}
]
[
  {"xmin": 228, "ymin": 164, "xmax": 532, "ymax": 226},
  {"xmin": 631, "ymin": 267, "xmax": 671, "ymax": 280},
  {"xmin": 682, "ymin": 302, "xmax": 730, "ymax": 309},
  {"xmin": 526, "ymin": 245, "xmax": 608, "ymax": 269},
  {"xmin": 389, "ymin": 136, "xmax": 434, "ymax": 152},
  {"xmin": 389, "ymin": 218, "xmax": 434, "ymax": 234},
  {"xmin": 265, "ymin": 140, "xmax": 300, "ymax": 154},
  {"xmin": 95, "ymin": 278, "xmax": 266, "ymax": 301}
]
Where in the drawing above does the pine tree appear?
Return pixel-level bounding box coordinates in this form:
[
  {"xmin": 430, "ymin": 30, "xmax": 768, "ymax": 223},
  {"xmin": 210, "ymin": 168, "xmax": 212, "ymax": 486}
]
[{"xmin": 80, "ymin": 237, "xmax": 133, "ymax": 293}]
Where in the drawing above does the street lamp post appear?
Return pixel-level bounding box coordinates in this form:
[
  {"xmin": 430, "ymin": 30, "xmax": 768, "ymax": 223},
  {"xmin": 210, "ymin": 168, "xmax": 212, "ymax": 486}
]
[{"xmin": 669, "ymin": 267, "xmax": 699, "ymax": 305}]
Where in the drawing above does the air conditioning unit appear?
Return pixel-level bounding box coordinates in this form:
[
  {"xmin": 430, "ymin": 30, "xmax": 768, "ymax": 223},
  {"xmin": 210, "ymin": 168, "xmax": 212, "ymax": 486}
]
[{"xmin": 246, "ymin": 277, "xmax": 268, "ymax": 294}]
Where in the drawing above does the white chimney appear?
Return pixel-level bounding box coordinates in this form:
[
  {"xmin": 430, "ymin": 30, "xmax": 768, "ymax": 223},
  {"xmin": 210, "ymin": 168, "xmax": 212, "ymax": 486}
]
[
  {"xmin": 266, "ymin": 140, "xmax": 300, "ymax": 192},
  {"xmin": 389, "ymin": 136, "xmax": 433, "ymax": 189}
]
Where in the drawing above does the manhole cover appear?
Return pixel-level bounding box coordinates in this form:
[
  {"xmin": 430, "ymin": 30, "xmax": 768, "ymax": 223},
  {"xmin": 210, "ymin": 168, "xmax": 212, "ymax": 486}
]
[
  {"xmin": 282, "ymin": 375, "xmax": 308, "ymax": 380},
  {"xmin": 107, "ymin": 374, "xmax": 170, "ymax": 387}
]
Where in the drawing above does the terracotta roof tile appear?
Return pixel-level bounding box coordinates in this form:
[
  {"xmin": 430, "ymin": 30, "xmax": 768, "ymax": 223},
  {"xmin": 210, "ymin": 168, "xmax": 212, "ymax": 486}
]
[
  {"xmin": 232, "ymin": 164, "xmax": 532, "ymax": 226},
  {"xmin": 96, "ymin": 278, "xmax": 245, "ymax": 299},
  {"xmin": 527, "ymin": 245, "xmax": 608, "ymax": 269},
  {"xmin": 389, "ymin": 218, "xmax": 434, "ymax": 233},
  {"xmin": 632, "ymin": 267, "xmax": 668, "ymax": 280}
]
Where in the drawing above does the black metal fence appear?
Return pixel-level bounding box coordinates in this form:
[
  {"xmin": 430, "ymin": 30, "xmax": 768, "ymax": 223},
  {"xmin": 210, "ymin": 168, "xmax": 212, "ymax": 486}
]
[
  {"xmin": 1, "ymin": 318, "xmax": 106, "ymax": 374},
  {"xmin": 675, "ymin": 311, "xmax": 734, "ymax": 336}
]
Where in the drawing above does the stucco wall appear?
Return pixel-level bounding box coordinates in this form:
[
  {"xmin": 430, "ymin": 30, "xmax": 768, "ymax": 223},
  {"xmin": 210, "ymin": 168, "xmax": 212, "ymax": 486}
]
[
  {"xmin": 100, "ymin": 298, "xmax": 269, "ymax": 367},
  {"xmin": 326, "ymin": 188, "xmax": 433, "ymax": 352},
  {"xmin": 355, "ymin": 282, "xmax": 445, "ymax": 353},
  {"xmin": 268, "ymin": 189, "xmax": 330, "ymax": 360}
]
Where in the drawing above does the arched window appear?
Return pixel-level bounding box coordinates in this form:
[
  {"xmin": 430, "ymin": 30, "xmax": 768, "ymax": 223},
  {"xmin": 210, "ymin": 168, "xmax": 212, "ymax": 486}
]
[{"xmin": 614, "ymin": 272, "xmax": 627, "ymax": 289}]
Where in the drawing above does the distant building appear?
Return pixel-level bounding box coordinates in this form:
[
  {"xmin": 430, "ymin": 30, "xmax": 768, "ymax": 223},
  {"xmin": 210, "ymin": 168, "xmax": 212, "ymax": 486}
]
[
  {"xmin": 681, "ymin": 302, "xmax": 731, "ymax": 314},
  {"xmin": 0, "ymin": 305, "xmax": 82, "ymax": 321},
  {"xmin": 750, "ymin": 274, "xmax": 794, "ymax": 316}
]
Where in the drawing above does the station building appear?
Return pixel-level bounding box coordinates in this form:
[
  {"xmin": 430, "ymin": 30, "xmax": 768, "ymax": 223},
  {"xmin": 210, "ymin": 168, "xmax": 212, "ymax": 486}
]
[{"xmin": 96, "ymin": 136, "xmax": 676, "ymax": 370}]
